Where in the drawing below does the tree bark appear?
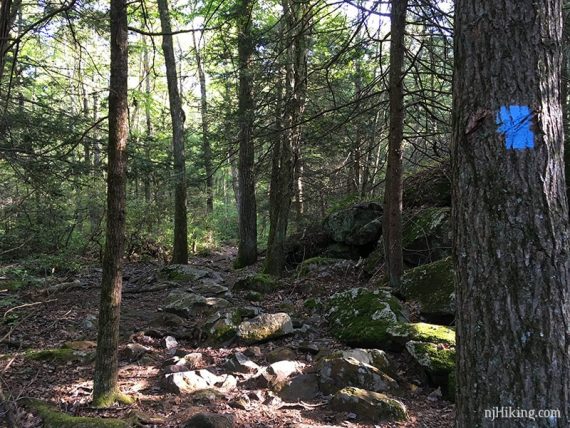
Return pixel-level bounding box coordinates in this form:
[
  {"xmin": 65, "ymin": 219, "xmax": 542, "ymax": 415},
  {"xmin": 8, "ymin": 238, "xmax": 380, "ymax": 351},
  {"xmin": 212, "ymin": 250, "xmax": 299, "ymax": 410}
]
[
  {"xmin": 383, "ymin": 0, "xmax": 408, "ymax": 288},
  {"xmin": 193, "ymin": 32, "xmax": 214, "ymax": 214},
  {"xmin": 264, "ymin": 0, "xmax": 308, "ymax": 275},
  {"xmin": 157, "ymin": 0, "xmax": 188, "ymax": 264},
  {"xmin": 453, "ymin": 0, "xmax": 570, "ymax": 426},
  {"xmin": 235, "ymin": 0, "xmax": 257, "ymax": 268},
  {"xmin": 93, "ymin": 0, "xmax": 129, "ymax": 406}
]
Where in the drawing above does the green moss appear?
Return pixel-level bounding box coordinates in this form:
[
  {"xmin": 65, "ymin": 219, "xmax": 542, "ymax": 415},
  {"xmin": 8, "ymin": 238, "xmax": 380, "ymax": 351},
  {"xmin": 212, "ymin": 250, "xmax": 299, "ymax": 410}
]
[
  {"xmin": 325, "ymin": 288, "xmax": 407, "ymax": 349},
  {"xmin": 386, "ymin": 322, "xmax": 455, "ymax": 346},
  {"xmin": 297, "ymin": 257, "xmax": 338, "ymax": 276},
  {"xmin": 234, "ymin": 273, "xmax": 277, "ymax": 293},
  {"xmin": 28, "ymin": 400, "xmax": 128, "ymax": 428},
  {"xmin": 92, "ymin": 392, "xmax": 135, "ymax": 408},
  {"xmin": 25, "ymin": 348, "xmax": 94, "ymax": 363},
  {"xmin": 398, "ymin": 257, "xmax": 455, "ymax": 317},
  {"xmin": 405, "ymin": 341, "xmax": 455, "ymax": 375},
  {"xmin": 1, "ymin": 280, "xmax": 25, "ymax": 291}
]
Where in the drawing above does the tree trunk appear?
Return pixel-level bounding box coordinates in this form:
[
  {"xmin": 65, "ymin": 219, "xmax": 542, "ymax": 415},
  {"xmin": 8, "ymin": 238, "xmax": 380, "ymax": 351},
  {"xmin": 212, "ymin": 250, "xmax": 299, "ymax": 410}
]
[
  {"xmin": 264, "ymin": 0, "xmax": 308, "ymax": 275},
  {"xmin": 235, "ymin": 0, "xmax": 257, "ymax": 268},
  {"xmin": 93, "ymin": 0, "xmax": 129, "ymax": 407},
  {"xmin": 193, "ymin": 32, "xmax": 214, "ymax": 214},
  {"xmin": 158, "ymin": 0, "xmax": 188, "ymax": 264},
  {"xmin": 383, "ymin": 0, "xmax": 408, "ymax": 288},
  {"xmin": 143, "ymin": 40, "xmax": 152, "ymax": 204},
  {"xmin": 453, "ymin": 0, "xmax": 570, "ymax": 426}
]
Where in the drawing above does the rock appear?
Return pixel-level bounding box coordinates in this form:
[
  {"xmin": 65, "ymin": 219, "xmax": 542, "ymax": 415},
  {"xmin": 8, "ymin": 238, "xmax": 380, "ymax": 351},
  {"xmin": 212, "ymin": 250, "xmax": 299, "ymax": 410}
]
[
  {"xmin": 334, "ymin": 349, "xmax": 391, "ymax": 373},
  {"xmin": 267, "ymin": 347, "xmax": 296, "ymax": 363},
  {"xmin": 385, "ymin": 322, "xmax": 455, "ymax": 347},
  {"xmin": 183, "ymin": 412, "xmax": 234, "ymax": 428},
  {"xmin": 297, "ymin": 257, "xmax": 355, "ymax": 277},
  {"xmin": 405, "ymin": 341, "xmax": 455, "ymax": 377},
  {"xmin": 237, "ymin": 313, "xmax": 293, "ymax": 343},
  {"xmin": 325, "ymin": 288, "xmax": 408, "ymax": 349},
  {"xmin": 322, "ymin": 243, "xmax": 361, "ymax": 260},
  {"xmin": 318, "ymin": 356, "xmax": 397, "ymax": 395},
  {"xmin": 234, "ymin": 274, "xmax": 277, "ymax": 294},
  {"xmin": 162, "ymin": 265, "xmax": 224, "ymax": 283},
  {"xmin": 190, "ymin": 280, "xmax": 229, "ymax": 296},
  {"xmin": 401, "ymin": 207, "xmax": 451, "ymax": 266},
  {"xmin": 163, "ymin": 369, "xmax": 237, "ymax": 395},
  {"xmin": 25, "ymin": 348, "xmax": 94, "ymax": 364},
  {"xmin": 163, "ymin": 291, "xmax": 230, "ymax": 318},
  {"xmin": 284, "ymin": 224, "xmax": 333, "ymax": 265},
  {"xmin": 161, "ymin": 336, "xmax": 178, "ymax": 351},
  {"xmin": 397, "ymin": 257, "xmax": 455, "ymax": 322},
  {"xmin": 224, "ymin": 352, "xmax": 260, "ymax": 374},
  {"xmin": 403, "ymin": 161, "xmax": 450, "ymax": 208},
  {"xmin": 80, "ymin": 314, "xmax": 97, "ymax": 330},
  {"xmin": 150, "ymin": 312, "xmax": 185, "ymax": 328},
  {"xmin": 323, "ymin": 202, "xmax": 382, "ymax": 245},
  {"xmin": 331, "ymin": 387, "xmax": 408, "ymax": 422},
  {"xmin": 204, "ymin": 310, "xmax": 240, "ymax": 343},
  {"xmin": 247, "ymin": 361, "xmax": 304, "ymax": 390},
  {"xmin": 278, "ymin": 374, "xmax": 320, "ymax": 402},
  {"xmin": 183, "ymin": 352, "xmax": 204, "ymax": 368},
  {"xmin": 122, "ymin": 343, "xmax": 150, "ymax": 362},
  {"xmin": 244, "ymin": 346, "xmax": 263, "ymax": 358}
]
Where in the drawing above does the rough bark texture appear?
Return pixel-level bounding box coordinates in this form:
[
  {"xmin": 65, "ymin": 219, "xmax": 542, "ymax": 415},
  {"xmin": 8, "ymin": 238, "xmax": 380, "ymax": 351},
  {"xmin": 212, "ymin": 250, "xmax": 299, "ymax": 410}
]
[
  {"xmin": 93, "ymin": 0, "xmax": 128, "ymax": 404},
  {"xmin": 453, "ymin": 0, "xmax": 570, "ymax": 426},
  {"xmin": 383, "ymin": 0, "xmax": 408, "ymax": 288},
  {"xmin": 193, "ymin": 33, "xmax": 214, "ymax": 214},
  {"xmin": 158, "ymin": 0, "xmax": 188, "ymax": 264},
  {"xmin": 264, "ymin": 0, "xmax": 308, "ymax": 275},
  {"xmin": 235, "ymin": 0, "xmax": 257, "ymax": 268}
]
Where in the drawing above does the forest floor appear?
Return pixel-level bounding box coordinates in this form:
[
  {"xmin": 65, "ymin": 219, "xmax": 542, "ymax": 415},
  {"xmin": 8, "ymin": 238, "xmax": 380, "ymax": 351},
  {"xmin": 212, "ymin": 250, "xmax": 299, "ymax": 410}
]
[{"xmin": 0, "ymin": 247, "xmax": 454, "ymax": 427}]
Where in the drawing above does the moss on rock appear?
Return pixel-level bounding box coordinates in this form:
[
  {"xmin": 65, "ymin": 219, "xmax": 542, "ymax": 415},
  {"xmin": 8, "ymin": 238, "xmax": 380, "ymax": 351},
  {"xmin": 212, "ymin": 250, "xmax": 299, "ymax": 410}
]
[
  {"xmin": 325, "ymin": 288, "xmax": 408, "ymax": 349},
  {"xmin": 405, "ymin": 341, "xmax": 455, "ymax": 375},
  {"xmin": 398, "ymin": 257, "xmax": 455, "ymax": 320},
  {"xmin": 331, "ymin": 387, "xmax": 408, "ymax": 422},
  {"xmin": 28, "ymin": 400, "xmax": 128, "ymax": 428},
  {"xmin": 385, "ymin": 322, "xmax": 455, "ymax": 347},
  {"xmin": 25, "ymin": 347, "xmax": 94, "ymax": 363},
  {"xmin": 297, "ymin": 257, "xmax": 339, "ymax": 276},
  {"xmin": 234, "ymin": 273, "xmax": 277, "ymax": 293}
]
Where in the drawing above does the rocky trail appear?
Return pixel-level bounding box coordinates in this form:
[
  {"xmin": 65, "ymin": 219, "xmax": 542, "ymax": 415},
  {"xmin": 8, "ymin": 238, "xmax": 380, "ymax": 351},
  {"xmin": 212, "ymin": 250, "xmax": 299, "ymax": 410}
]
[{"xmin": 0, "ymin": 245, "xmax": 455, "ymax": 427}]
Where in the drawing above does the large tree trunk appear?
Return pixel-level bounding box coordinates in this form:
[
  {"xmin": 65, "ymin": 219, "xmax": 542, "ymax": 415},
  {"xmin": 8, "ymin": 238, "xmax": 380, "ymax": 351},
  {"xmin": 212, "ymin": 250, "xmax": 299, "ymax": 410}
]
[
  {"xmin": 264, "ymin": 0, "xmax": 308, "ymax": 275},
  {"xmin": 453, "ymin": 0, "xmax": 570, "ymax": 426},
  {"xmin": 193, "ymin": 32, "xmax": 214, "ymax": 214},
  {"xmin": 382, "ymin": 0, "xmax": 408, "ymax": 288},
  {"xmin": 93, "ymin": 0, "xmax": 129, "ymax": 406},
  {"xmin": 235, "ymin": 0, "xmax": 257, "ymax": 268},
  {"xmin": 143, "ymin": 40, "xmax": 152, "ymax": 204},
  {"xmin": 158, "ymin": 0, "xmax": 188, "ymax": 264}
]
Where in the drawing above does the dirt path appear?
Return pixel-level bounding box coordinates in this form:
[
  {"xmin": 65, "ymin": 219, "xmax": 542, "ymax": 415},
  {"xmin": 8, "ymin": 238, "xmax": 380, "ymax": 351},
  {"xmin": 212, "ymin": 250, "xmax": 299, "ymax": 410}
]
[{"xmin": 0, "ymin": 248, "xmax": 454, "ymax": 427}]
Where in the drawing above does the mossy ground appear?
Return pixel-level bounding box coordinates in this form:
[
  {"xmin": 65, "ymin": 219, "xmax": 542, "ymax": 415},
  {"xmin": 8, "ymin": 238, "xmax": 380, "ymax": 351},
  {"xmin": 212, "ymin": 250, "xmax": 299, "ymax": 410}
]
[
  {"xmin": 28, "ymin": 400, "xmax": 128, "ymax": 428},
  {"xmin": 25, "ymin": 347, "xmax": 94, "ymax": 363}
]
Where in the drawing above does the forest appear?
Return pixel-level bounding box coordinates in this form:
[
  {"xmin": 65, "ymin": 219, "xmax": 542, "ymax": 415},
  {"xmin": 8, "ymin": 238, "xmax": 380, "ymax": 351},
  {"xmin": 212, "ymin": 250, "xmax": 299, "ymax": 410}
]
[{"xmin": 0, "ymin": 0, "xmax": 568, "ymax": 427}]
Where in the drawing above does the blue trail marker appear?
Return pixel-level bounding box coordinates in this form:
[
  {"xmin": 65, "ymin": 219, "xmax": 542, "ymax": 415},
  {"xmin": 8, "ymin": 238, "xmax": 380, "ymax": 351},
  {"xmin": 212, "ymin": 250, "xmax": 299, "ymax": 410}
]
[{"xmin": 496, "ymin": 105, "xmax": 534, "ymax": 150}]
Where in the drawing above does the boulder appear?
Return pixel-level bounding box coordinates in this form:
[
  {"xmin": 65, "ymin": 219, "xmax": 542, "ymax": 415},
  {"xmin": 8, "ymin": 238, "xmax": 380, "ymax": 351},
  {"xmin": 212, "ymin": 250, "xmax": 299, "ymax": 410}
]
[
  {"xmin": 237, "ymin": 313, "xmax": 293, "ymax": 343},
  {"xmin": 233, "ymin": 274, "xmax": 277, "ymax": 294},
  {"xmin": 162, "ymin": 265, "xmax": 224, "ymax": 283},
  {"xmin": 163, "ymin": 291, "xmax": 230, "ymax": 318},
  {"xmin": 278, "ymin": 374, "xmax": 320, "ymax": 402},
  {"xmin": 318, "ymin": 356, "xmax": 397, "ymax": 395},
  {"xmin": 385, "ymin": 322, "xmax": 455, "ymax": 347},
  {"xmin": 331, "ymin": 387, "xmax": 408, "ymax": 422},
  {"xmin": 363, "ymin": 207, "xmax": 451, "ymax": 275},
  {"xmin": 325, "ymin": 288, "xmax": 408, "ymax": 349},
  {"xmin": 190, "ymin": 280, "xmax": 229, "ymax": 296},
  {"xmin": 297, "ymin": 257, "xmax": 355, "ymax": 277},
  {"xmin": 183, "ymin": 413, "xmax": 234, "ymax": 428},
  {"xmin": 329, "ymin": 349, "xmax": 391, "ymax": 373},
  {"xmin": 403, "ymin": 161, "xmax": 451, "ymax": 208},
  {"xmin": 397, "ymin": 257, "xmax": 455, "ymax": 322},
  {"xmin": 267, "ymin": 347, "xmax": 297, "ymax": 363},
  {"xmin": 246, "ymin": 360, "xmax": 304, "ymax": 390},
  {"xmin": 323, "ymin": 202, "xmax": 382, "ymax": 245},
  {"xmin": 405, "ymin": 340, "xmax": 455, "ymax": 397},
  {"xmin": 284, "ymin": 224, "xmax": 333, "ymax": 265}
]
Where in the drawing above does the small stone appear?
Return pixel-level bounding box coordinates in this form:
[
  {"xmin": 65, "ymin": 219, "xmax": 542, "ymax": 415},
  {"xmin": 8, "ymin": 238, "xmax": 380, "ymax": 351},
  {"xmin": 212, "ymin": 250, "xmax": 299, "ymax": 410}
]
[
  {"xmin": 279, "ymin": 374, "xmax": 320, "ymax": 402},
  {"xmin": 243, "ymin": 346, "xmax": 263, "ymax": 358},
  {"xmin": 237, "ymin": 313, "xmax": 293, "ymax": 343},
  {"xmin": 122, "ymin": 343, "xmax": 150, "ymax": 362},
  {"xmin": 183, "ymin": 412, "xmax": 234, "ymax": 428},
  {"xmin": 427, "ymin": 387, "xmax": 442, "ymax": 402},
  {"xmin": 224, "ymin": 352, "xmax": 260, "ymax": 374},
  {"xmin": 161, "ymin": 336, "xmax": 178, "ymax": 351},
  {"xmin": 267, "ymin": 347, "xmax": 296, "ymax": 363}
]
